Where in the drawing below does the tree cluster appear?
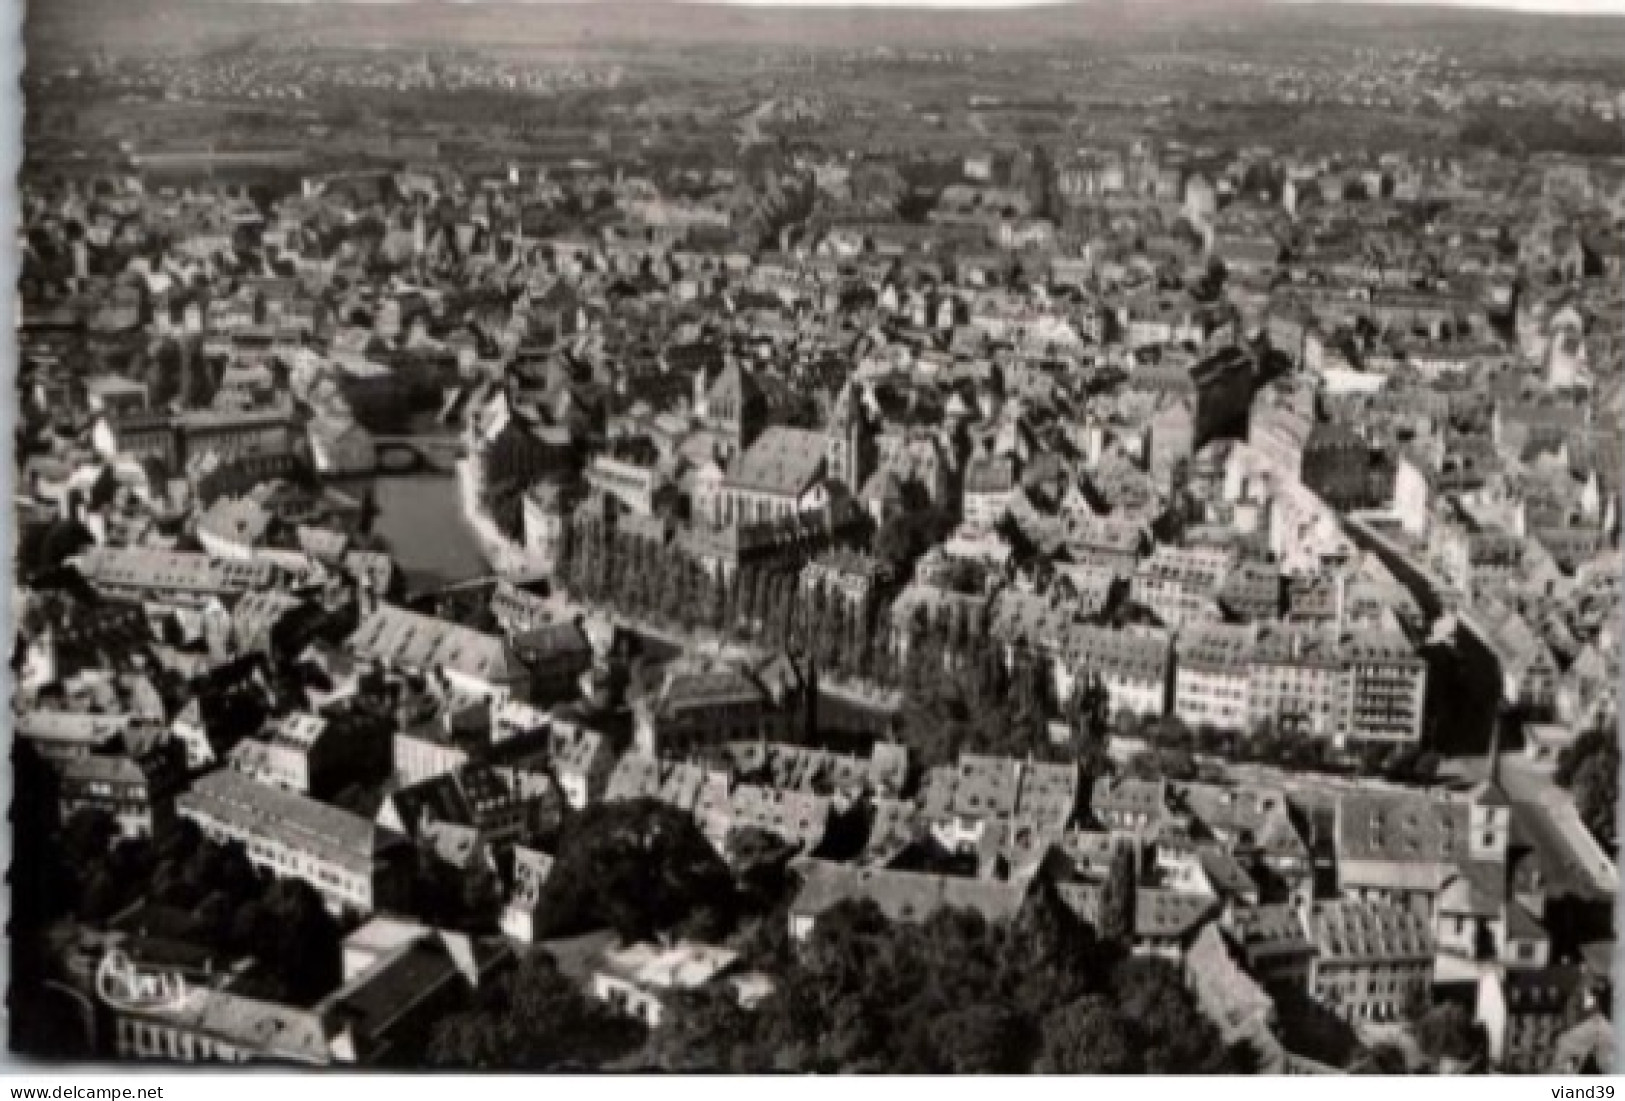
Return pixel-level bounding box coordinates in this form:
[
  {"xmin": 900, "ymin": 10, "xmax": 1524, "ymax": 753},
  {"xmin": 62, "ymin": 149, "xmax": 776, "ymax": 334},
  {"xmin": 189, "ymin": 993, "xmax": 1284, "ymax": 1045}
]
[
  {"xmin": 1120, "ymin": 713, "xmax": 1441, "ymax": 786},
  {"xmin": 559, "ymin": 509, "xmax": 1104, "ymax": 773},
  {"xmin": 560, "ymin": 515, "xmax": 737, "ymax": 637},
  {"xmin": 644, "ymin": 885, "xmax": 1233, "ymax": 1073},
  {"xmin": 1413, "ymin": 1002, "xmax": 1488, "ymax": 1070},
  {"xmin": 60, "ymin": 813, "xmax": 342, "ymax": 1004},
  {"xmin": 894, "ymin": 609, "xmax": 1069, "ymax": 770},
  {"xmin": 532, "ymin": 798, "xmax": 741, "ymax": 943},
  {"xmin": 145, "ymin": 336, "xmax": 218, "ymax": 410},
  {"xmin": 427, "ymin": 951, "xmax": 646, "ymax": 1070},
  {"xmin": 406, "ymin": 840, "xmax": 503, "ymax": 935},
  {"xmin": 1555, "ymin": 726, "xmax": 1618, "ymax": 851},
  {"xmin": 480, "ymin": 423, "xmax": 575, "ymax": 540},
  {"xmin": 16, "ymin": 516, "xmax": 95, "ymax": 581}
]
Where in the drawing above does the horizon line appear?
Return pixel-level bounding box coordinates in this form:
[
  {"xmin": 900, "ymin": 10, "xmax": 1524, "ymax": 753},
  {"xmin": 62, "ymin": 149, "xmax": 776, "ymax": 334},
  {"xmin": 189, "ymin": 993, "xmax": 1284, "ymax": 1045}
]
[{"xmin": 174, "ymin": 0, "xmax": 1625, "ymax": 13}]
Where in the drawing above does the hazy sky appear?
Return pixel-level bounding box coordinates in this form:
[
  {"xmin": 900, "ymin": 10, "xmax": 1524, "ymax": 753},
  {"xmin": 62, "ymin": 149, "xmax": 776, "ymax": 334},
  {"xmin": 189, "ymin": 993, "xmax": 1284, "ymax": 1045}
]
[
  {"xmin": 254, "ymin": 0, "xmax": 1625, "ymax": 9},
  {"xmin": 691, "ymin": 0, "xmax": 1625, "ymax": 8},
  {"xmin": 548, "ymin": 0, "xmax": 1625, "ymax": 9},
  {"xmin": 1281, "ymin": 0, "xmax": 1625, "ymax": 12},
  {"xmin": 211, "ymin": 0, "xmax": 1625, "ymax": 16}
]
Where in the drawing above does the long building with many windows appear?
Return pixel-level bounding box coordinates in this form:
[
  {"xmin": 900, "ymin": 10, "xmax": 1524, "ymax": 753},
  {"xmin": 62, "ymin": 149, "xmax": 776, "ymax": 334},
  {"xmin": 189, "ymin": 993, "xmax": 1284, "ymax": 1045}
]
[{"xmin": 177, "ymin": 769, "xmax": 411, "ymax": 915}]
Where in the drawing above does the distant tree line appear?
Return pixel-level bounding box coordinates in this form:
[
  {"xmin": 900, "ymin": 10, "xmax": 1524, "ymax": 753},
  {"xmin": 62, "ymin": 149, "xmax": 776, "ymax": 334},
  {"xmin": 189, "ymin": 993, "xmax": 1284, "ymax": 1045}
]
[{"xmin": 1459, "ymin": 109, "xmax": 1625, "ymax": 159}]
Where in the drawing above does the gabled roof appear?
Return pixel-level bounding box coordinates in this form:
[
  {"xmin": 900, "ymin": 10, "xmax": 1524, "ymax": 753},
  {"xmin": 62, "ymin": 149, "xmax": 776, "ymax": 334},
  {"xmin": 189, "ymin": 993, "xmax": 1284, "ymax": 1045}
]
[
  {"xmin": 75, "ymin": 546, "xmax": 274, "ymax": 597},
  {"xmin": 1091, "ymin": 776, "xmax": 1168, "ymax": 820},
  {"xmin": 1135, "ymin": 888, "xmax": 1216, "ymax": 941},
  {"xmin": 1438, "ymin": 860, "xmax": 1506, "ymax": 917},
  {"xmin": 348, "ymin": 603, "xmax": 525, "ymax": 685},
  {"xmin": 1311, "ymin": 899, "xmax": 1434, "ymax": 964},
  {"xmin": 1335, "ymin": 790, "xmax": 1468, "ymax": 869},
  {"xmin": 513, "ymin": 619, "xmax": 593, "ymax": 663},
  {"xmin": 725, "ymin": 425, "xmax": 827, "ymax": 497},
  {"xmin": 1198, "ymin": 845, "xmax": 1259, "ymax": 901},
  {"xmin": 181, "ymin": 769, "xmax": 405, "ymax": 875},
  {"xmin": 385, "ymin": 763, "xmax": 531, "ymax": 838},
  {"xmin": 1228, "ymin": 902, "xmax": 1313, "ymax": 957}
]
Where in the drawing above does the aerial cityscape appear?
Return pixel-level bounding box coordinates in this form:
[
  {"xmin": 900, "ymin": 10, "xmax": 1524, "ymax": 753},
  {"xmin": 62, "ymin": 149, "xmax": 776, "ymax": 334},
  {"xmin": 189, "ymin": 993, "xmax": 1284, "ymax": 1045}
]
[{"xmin": 8, "ymin": 0, "xmax": 1623, "ymax": 1075}]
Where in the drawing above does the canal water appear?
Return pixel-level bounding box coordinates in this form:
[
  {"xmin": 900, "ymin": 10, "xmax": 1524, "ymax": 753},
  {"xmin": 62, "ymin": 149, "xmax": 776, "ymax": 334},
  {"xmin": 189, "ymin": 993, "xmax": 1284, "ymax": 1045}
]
[{"xmin": 368, "ymin": 472, "xmax": 490, "ymax": 591}]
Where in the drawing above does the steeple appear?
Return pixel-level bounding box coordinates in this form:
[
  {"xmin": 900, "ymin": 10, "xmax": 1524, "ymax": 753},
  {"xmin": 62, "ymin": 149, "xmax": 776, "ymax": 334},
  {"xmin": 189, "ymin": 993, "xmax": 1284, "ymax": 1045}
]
[
  {"xmin": 704, "ymin": 355, "xmax": 764, "ymax": 457},
  {"xmin": 1470, "ymin": 705, "xmax": 1513, "ymax": 863},
  {"xmin": 826, "ymin": 379, "xmax": 873, "ymax": 493}
]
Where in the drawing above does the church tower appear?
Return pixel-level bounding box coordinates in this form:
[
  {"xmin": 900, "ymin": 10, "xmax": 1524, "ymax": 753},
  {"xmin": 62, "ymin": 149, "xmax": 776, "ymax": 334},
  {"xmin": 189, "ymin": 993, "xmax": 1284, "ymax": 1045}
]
[
  {"xmin": 704, "ymin": 355, "xmax": 764, "ymax": 459},
  {"xmin": 1469, "ymin": 710, "xmax": 1513, "ymax": 865},
  {"xmin": 826, "ymin": 380, "xmax": 874, "ymax": 494}
]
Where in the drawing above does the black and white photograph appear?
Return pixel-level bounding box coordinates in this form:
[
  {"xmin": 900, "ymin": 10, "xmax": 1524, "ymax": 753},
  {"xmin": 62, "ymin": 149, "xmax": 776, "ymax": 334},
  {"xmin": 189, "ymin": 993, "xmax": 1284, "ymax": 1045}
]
[{"xmin": 6, "ymin": 0, "xmax": 1623, "ymax": 1077}]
